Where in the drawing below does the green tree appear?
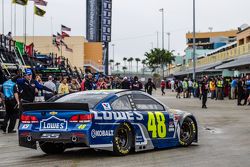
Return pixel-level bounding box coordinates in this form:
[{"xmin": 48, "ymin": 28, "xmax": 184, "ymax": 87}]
[
  {"xmin": 135, "ymin": 58, "xmax": 141, "ymax": 74},
  {"xmin": 127, "ymin": 57, "xmax": 134, "ymax": 73},
  {"xmin": 144, "ymin": 48, "xmax": 175, "ymax": 78},
  {"xmin": 115, "ymin": 62, "xmax": 121, "ymax": 73},
  {"xmin": 122, "ymin": 66, "xmax": 127, "ymax": 75},
  {"xmin": 123, "ymin": 57, "xmax": 127, "ymax": 67}
]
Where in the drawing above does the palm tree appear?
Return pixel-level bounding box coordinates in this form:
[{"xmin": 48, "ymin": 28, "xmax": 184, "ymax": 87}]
[
  {"xmin": 135, "ymin": 58, "xmax": 141, "ymax": 74},
  {"xmin": 122, "ymin": 66, "xmax": 127, "ymax": 75},
  {"xmin": 115, "ymin": 62, "xmax": 121, "ymax": 73},
  {"xmin": 144, "ymin": 48, "xmax": 175, "ymax": 78},
  {"xmin": 141, "ymin": 59, "xmax": 147, "ymax": 75},
  {"xmin": 123, "ymin": 57, "xmax": 127, "ymax": 67},
  {"xmin": 109, "ymin": 59, "xmax": 114, "ymax": 72},
  {"xmin": 127, "ymin": 57, "xmax": 134, "ymax": 73}
]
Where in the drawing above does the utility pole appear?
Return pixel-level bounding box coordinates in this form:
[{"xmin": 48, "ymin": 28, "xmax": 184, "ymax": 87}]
[
  {"xmin": 2, "ymin": 0, "xmax": 4, "ymax": 34},
  {"xmin": 159, "ymin": 8, "xmax": 165, "ymax": 50},
  {"xmin": 192, "ymin": 0, "xmax": 196, "ymax": 80},
  {"xmin": 112, "ymin": 44, "xmax": 115, "ymax": 71},
  {"xmin": 156, "ymin": 31, "xmax": 159, "ymax": 48}
]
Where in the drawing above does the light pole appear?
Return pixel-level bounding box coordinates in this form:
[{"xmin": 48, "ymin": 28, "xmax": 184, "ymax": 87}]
[
  {"xmin": 156, "ymin": 31, "xmax": 159, "ymax": 48},
  {"xmin": 167, "ymin": 32, "xmax": 170, "ymax": 51},
  {"xmin": 159, "ymin": 8, "xmax": 165, "ymax": 50},
  {"xmin": 112, "ymin": 44, "xmax": 115, "ymax": 71},
  {"xmin": 192, "ymin": 0, "xmax": 196, "ymax": 80},
  {"xmin": 2, "ymin": 0, "xmax": 4, "ymax": 34}
]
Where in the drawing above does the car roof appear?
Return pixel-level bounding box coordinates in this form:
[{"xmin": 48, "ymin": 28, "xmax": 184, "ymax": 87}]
[{"xmin": 74, "ymin": 89, "xmax": 145, "ymax": 96}]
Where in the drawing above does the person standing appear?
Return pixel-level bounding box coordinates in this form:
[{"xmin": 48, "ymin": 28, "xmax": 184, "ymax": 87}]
[
  {"xmin": 192, "ymin": 80, "xmax": 198, "ymax": 98},
  {"xmin": 200, "ymin": 76, "xmax": 209, "ymax": 109},
  {"xmin": 160, "ymin": 80, "xmax": 166, "ymax": 95},
  {"xmin": 182, "ymin": 79, "xmax": 188, "ymax": 98},
  {"xmin": 170, "ymin": 80, "xmax": 175, "ymax": 92},
  {"xmin": 121, "ymin": 77, "xmax": 131, "ymax": 89},
  {"xmin": 237, "ymin": 78, "xmax": 244, "ymax": 105},
  {"xmin": 243, "ymin": 75, "xmax": 250, "ymax": 105},
  {"xmin": 1, "ymin": 75, "xmax": 20, "ymax": 133},
  {"xmin": 209, "ymin": 78, "xmax": 216, "ymax": 99},
  {"xmin": 69, "ymin": 78, "xmax": 80, "ymax": 93},
  {"xmin": 131, "ymin": 76, "xmax": 143, "ymax": 90},
  {"xmin": 97, "ymin": 77, "xmax": 107, "ymax": 90},
  {"xmin": 231, "ymin": 78, "xmax": 237, "ymax": 100},
  {"xmin": 84, "ymin": 73, "xmax": 94, "ymax": 90},
  {"xmin": 43, "ymin": 76, "xmax": 57, "ymax": 100},
  {"xmin": 17, "ymin": 69, "xmax": 54, "ymax": 103},
  {"xmin": 188, "ymin": 79, "xmax": 193, "ymax": 98},
  {"xmin": 216, "ymin": 77, "xmax": 224, "ymax": 100},
  {"xmin": 176, "ymin": 80, "xmax": 182, "ymax": 99},
  {"xmin": 58, "ymin": 78, "xmax": 70, "ymax": 94},
  {"xmin": 145, "ymin": 78, "xmax": 156, "ymax": 95}
]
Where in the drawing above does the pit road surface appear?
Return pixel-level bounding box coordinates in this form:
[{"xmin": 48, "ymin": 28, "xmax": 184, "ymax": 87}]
[{"xmin": 0, "ymin": 90, "xmax": 250, "ymax": 167}]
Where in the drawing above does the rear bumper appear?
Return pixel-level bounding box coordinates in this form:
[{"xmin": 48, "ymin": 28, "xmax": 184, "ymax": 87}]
[{"xmin": 19, "ymin": 131, "xmax": 89, "ymax": 149}]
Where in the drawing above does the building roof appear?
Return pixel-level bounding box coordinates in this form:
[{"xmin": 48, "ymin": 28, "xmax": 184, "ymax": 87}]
[
  {"xmin": 215, "ymin": 55, "xmax": 250, "ymax": 69},
  {"xmin": 186, "ymin": 30, "xmax": 238, "ymax": 39},
  {"xmin": 174, "ymin": 61, "xmax": 223, "ymax": 76}
]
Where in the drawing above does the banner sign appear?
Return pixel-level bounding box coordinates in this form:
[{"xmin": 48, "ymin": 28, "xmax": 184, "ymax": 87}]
[{"xmin": 86, "ymin": 0, "xmax": 99, "ymax": 42}]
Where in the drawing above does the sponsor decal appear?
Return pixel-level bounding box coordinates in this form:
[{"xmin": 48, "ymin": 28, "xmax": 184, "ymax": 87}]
[
  {"xmin": 169, "ymin": 128, "xmax": 175, "ymax": 132},
  {"xmin": 91, "ymin": 129, "xmax": 114, "ymax": 138},
  {"xmin": 168, "ymin": 121, "xmax": 175, "ymax": 132},
  {"xmin": 92, "ymin": 111, "xmax": 143, "ymax": 121},
  {"xmin": 22, "ymin": 124, "xmax": 30, "ymax": 129},
  {"xmin": 49, "ymin": 111, "xmax": 58, "ymax": 115},
  {"xmin": 78, "ymin": 124, "xmax": 87, "ymax": 130},
  {"xmin": 40, "ymin": 116, "xmax": 67, "ymax": 131},
  {"xmin": 102, "ymin": 103, "xmax": 112, "ymax": 110}
]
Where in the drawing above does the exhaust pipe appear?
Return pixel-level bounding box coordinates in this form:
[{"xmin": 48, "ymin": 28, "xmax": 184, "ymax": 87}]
[
  {"xmin": 27, "ymin": 136, "xmax": 32, "ymax": 142},
  {"xmin": 72, "ymin": 136, "xmax": 78, "ymax": 142}
]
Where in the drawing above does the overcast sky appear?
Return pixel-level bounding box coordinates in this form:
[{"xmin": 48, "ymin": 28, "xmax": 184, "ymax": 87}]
[{"xmin": 1, "ymin": 0, "xmax": 250, "ymax": 66}]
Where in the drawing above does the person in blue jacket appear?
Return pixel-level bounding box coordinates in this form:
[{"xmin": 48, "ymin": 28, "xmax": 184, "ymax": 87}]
[
  {"xmin": 1, "ymin": 74, "xmax": 20, "ymax": 133},
  {"xmin": 17, "ymin": 69, "xmax": 54, "ymax": 103}
]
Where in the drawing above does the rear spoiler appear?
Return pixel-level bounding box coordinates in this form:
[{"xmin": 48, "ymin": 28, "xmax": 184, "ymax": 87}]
[{"xmin": 22, "ymin": 103, "xmax": 89, "ymax": 112}]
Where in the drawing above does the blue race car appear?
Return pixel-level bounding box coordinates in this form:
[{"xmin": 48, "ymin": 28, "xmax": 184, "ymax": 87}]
[{"xmin": 19, "ymin": 90, "xmax": 198, "ymax": 155}]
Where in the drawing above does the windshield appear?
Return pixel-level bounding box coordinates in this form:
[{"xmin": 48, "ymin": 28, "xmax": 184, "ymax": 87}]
[{"xmin": 55, "ymin": 93, "xmax": 109, "ymax": 108}]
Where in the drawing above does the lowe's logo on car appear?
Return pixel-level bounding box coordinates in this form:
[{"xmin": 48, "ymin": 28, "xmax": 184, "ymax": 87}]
[
  {"xmin": 91, "ymin": 129, "xmax": 114, "ymax": 138},
  {"xmin": 40, "ymin": 116, "xmax": 67, "ymax": 131},
  {"xmin": 92, "ymin": 111, "xmax": 143, "ymax": 121}
]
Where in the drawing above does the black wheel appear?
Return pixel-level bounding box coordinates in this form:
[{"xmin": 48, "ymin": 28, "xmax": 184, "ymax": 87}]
[
  {"xmin": 39, "ymin": 142, "xmax": 65, "ymax": 154},
  {"xmin": 113, "ymin": 123, "xmax": 133, "ymax": 156},
  {"xmin": 179, "ymin": 117, "xmax": 196, "ymax": 146}
]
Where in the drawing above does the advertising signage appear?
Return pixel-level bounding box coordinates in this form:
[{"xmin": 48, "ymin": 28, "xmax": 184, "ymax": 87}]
[
  {"xmin": 101, "ymin": 0, "xmax": 112, "ymax": 42},
  {"xmin": 86, "ymin": 0, "xmax": 99, "ymax": 42}
]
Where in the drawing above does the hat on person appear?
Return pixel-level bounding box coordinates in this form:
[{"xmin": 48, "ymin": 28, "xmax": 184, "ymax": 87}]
[{"xmin": 24, "ymin": 69, "xmax": 32, "ymax": 76}]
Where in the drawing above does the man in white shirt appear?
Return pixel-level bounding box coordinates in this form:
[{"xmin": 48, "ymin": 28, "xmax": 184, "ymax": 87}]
[
  {"xmin": 188, "ymin": 79, "xmax": 193, "ymax": 98},
  {"xmin": 43, "ymin": 76, "xmax": 56, "ymax": 100}
]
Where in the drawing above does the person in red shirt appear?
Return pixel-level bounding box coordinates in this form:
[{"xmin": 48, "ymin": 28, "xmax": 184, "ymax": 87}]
[
  {"xmin": 97, "ymin": 77, "xmax": 107, "ymax": 90},
  {"xmin": 161, "ymin": 80, "xmax": 166, "ymax": 95}
]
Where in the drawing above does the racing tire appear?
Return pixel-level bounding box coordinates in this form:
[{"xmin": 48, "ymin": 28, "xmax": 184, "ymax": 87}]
[
  {"xmin": 39, "ymin": 142, "xmax": 65, "ymax": 154},
  {"xmin": 113, "ymin": 123, "xmax": 133, "ymax": 156},
  {"xmin": 179, "ymin": 117, "xmax": 196, "ymax": 146}
]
